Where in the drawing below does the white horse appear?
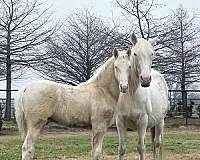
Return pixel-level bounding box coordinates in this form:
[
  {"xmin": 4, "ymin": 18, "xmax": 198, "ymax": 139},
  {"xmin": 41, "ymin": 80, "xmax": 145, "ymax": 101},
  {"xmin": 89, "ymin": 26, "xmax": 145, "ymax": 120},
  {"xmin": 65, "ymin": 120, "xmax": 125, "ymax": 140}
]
[
  {"xmin": 116, "ymin": 34, "xmax": 169, "ymax": 160},
  {"xmin": 15, "ymin": 48, "xmax": 132, "ymax": 160}
]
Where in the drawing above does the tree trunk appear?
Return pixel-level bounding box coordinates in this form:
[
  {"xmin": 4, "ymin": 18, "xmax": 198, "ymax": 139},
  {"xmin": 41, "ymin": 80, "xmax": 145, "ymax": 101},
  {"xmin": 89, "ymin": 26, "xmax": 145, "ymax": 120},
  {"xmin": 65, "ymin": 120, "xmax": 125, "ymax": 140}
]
[
  {"xmin": 0, "ymin": 105, "xmax": 3, "ymax": 131},
  {"xmin": 180, "ymin": 8, "xmax": 188, "ymax": 125},
  {"xmin": 4, "ymin": 29, "xmax": 12, "ymax": 120},
  {"xmin": 5, "ymin": 60, "xmax": 12, "ymax": 120},
  {"xmin": 136, "ymin": 0, "xmax": 145, "ymax": 38}
]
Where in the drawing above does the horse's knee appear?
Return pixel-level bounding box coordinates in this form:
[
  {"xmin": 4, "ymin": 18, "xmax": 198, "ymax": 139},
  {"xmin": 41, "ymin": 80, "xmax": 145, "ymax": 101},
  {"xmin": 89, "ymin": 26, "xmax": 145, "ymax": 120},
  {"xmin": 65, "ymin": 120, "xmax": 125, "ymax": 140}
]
[
  {"xmin": 118, "ymin": 144, "xmax": 126, "ymax": 155},
  {"xmin": 92, "ymin": 149, "xmax": 101, "ymax": 160},
  {"xmin": 154, "ymin": 138, "xmax": 161, "ymax": 148},
  {"xmin": 22, "ymin": 144, "xmax": 26, "ymax": 152},
  {"xmin": 137, "ymin": 144, "xmax": 145, "ymax": 154},
  {"xmin": 22, "ymin": 145, "xmax": 34, "ymax": 160}
]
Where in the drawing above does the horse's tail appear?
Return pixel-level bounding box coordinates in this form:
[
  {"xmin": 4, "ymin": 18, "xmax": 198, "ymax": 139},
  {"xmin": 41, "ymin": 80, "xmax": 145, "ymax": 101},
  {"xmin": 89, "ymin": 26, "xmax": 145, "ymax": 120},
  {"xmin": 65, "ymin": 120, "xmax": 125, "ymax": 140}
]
[
  {"xmin": 151, "ymin": 126, "xmax": 164, "ymax": 160},
  {"xmin": 15, "ymin": 89, "xmax": 27, "ymax": 140}
]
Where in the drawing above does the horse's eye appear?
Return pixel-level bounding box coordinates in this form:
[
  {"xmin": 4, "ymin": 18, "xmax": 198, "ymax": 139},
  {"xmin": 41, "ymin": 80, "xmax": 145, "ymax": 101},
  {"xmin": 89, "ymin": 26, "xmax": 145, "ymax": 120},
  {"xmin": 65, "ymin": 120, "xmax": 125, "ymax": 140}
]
[
  {"xmin": 134, "ymin": 53, "xmax": 137, "ymax": 56},
  {"xmin": 115, "ymin": 66, "xmax": 118, "ymax": 69},
  {"xmin": 129, "ymin": 65, "xmax": 131, "ymax": 69}
]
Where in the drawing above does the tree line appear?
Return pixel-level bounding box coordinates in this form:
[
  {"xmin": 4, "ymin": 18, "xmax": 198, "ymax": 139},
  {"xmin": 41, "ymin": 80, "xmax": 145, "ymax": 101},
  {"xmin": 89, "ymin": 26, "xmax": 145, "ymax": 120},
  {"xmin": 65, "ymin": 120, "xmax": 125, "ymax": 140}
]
[{"xmin": 0, "ymin": 0, "xmax": 200, "ymax": 119}]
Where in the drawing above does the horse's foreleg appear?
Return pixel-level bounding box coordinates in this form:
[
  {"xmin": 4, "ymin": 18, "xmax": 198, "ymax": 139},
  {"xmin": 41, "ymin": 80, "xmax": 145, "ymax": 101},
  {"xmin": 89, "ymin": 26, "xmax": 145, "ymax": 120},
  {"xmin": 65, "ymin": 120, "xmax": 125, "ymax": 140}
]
[
  {"xmin": 154, "ymin": 119, "xmax": 164, "ymax": 160},
  {"xmin": 137, "ymin": 114, "xmax": 148, "ymax": 160},
  {"xmin": 22, "ymin": 127, "xmax": 41, "ymax": 160},
  {"xmin": 91, "ymin": 123, "xmax": 107, "ymax": 160},
  {"xmin": 116, "ymin": 115, "xmax": 127, "ymax": 160}
]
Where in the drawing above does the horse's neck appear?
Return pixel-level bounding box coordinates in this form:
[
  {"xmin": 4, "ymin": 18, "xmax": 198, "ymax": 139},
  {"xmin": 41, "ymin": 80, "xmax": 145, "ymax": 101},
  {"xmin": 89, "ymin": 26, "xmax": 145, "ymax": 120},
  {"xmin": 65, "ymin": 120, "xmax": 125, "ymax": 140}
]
[
  {"xmin": 93, "ymin": 58, "xmax": 120, "ymax": 101},
  {"xmin": 129, "ymin": 57, "xmax": 140, "ymax": 95}
]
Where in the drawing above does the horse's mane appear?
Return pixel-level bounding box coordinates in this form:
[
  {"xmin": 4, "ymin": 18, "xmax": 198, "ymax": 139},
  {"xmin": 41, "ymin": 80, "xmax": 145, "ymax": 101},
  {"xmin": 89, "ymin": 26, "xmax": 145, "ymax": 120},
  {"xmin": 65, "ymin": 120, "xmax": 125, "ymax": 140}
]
[{"xmin": 79, "ymin": 57, "xmax": 114, "ymax": 86}]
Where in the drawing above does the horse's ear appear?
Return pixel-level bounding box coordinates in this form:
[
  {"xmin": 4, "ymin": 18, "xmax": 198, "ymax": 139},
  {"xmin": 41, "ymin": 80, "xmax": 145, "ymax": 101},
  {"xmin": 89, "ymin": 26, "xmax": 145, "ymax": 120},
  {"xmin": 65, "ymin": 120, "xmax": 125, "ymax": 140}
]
[
  {"xmin": 131, "ymin": 33, "xmax": 137, "ymax": 45},
  {"xmin": 149, "ymin": 36, "xmax": 159, "ymax": 46},
  {"xmin": 127, "ymin": 48, "xmax": 131, "ymax": 58},
  {"xmin": 113, "ymin": 48, "xmax": 118, "ymax": 59}
]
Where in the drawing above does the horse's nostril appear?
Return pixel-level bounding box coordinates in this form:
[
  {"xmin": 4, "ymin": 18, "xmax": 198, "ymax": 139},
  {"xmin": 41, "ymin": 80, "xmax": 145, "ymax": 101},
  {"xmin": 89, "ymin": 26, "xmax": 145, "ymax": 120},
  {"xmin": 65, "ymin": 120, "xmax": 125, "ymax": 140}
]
[{"xmin": 140, "ymin": 75, "xmax": 143, "ymax": 80}]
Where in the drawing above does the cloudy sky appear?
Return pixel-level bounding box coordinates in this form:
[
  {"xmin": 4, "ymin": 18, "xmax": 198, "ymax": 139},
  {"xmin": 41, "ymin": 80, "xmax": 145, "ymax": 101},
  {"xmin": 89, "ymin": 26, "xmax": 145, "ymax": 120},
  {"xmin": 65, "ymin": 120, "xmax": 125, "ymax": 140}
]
[
  {"xmin": 0, "ymin": 0, "xmax": 200, "ymax": 97},
  {"xmin": 47, "ymin": 0, "xmax": 200, "ymax": 19}
]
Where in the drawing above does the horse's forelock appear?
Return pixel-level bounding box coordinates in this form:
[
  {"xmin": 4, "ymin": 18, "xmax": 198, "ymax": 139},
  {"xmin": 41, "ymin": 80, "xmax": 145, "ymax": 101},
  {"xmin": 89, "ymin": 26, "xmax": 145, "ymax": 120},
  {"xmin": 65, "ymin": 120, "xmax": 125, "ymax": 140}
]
[{"xmin": 132, "ymin": 38, "xmax": 154, "ymax": 55}]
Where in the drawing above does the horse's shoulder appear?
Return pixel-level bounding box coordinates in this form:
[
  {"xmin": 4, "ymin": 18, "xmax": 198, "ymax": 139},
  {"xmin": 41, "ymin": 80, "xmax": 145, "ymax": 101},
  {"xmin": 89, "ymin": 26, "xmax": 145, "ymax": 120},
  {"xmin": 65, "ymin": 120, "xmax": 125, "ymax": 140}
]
[
  {"xmin": 151, "ymin": 69, "xmax": 168, "ymax": 93},
  {"xmin": 151, "ymin": 69, "xmax": 165, "ymax": 82},
  {"xmin": 151, "ymin": 69, "xmax": 161, "ymax": 76}
]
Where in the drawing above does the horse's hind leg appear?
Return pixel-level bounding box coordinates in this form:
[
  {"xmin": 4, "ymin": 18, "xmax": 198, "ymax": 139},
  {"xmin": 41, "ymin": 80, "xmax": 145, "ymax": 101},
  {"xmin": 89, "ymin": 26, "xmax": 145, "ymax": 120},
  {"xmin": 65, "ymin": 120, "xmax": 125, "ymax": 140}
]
[
  {"xmin": 22, "ymin": 120, "xmax": 46, "ymax": 160},
  {"xmin": 91, "ymin": 122, "xmax": 107, "ymax": 160},
  {"xmin": 154, "ymin": 119, "xmax": 164, "ymax": 160}
]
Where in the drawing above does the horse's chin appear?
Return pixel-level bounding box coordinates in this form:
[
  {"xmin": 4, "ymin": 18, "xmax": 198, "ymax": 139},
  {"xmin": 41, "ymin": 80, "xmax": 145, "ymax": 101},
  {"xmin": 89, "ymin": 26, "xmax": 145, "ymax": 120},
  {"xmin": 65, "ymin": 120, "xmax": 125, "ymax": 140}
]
[{"xmin": 120, "ymin": 88, "xmax": 128, "ymax": 93}]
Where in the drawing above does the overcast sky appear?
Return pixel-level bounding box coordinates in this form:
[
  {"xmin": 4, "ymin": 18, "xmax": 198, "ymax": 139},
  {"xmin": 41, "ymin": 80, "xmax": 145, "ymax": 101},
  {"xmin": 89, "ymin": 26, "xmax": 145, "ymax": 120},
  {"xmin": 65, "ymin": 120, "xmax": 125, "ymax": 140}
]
[
  {"xmin": 47, "ymin": 0, "xmax": 200, "ymax": 19},
  {"xmin": 0, "ymin": 0, "xmax": 200, "ymax": 97}
]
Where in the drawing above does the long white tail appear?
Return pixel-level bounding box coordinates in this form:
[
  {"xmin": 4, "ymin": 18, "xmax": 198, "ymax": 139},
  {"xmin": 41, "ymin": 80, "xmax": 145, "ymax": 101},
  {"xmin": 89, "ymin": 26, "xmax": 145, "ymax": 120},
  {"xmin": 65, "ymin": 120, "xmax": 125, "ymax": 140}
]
[{"xmin": 15, "ymin": 89, "xmax": 27, "ymax": 140}]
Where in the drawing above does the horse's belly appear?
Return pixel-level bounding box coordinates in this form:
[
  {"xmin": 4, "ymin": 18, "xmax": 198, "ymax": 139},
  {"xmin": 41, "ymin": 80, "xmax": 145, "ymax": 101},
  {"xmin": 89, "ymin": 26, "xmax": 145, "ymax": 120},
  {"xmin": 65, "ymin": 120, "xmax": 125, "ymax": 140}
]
[
  {"xmin": 52, "ymin": 112, "xmax": 91, "ymax": 127},
  {"xmin": 51, "ymin": 103, "xmax": 91, "ymax": 127}
]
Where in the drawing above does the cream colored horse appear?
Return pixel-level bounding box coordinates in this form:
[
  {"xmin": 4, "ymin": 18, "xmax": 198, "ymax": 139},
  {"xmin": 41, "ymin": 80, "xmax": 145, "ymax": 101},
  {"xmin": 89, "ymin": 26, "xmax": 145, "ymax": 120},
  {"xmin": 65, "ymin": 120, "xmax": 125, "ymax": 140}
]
[
  {"xmin": 116, "ymin": 34, "xmax": 169, "ymax": 160},
  {"xmin": 15, "ymin": 48, "xmax": 132, "ymax": 160}
]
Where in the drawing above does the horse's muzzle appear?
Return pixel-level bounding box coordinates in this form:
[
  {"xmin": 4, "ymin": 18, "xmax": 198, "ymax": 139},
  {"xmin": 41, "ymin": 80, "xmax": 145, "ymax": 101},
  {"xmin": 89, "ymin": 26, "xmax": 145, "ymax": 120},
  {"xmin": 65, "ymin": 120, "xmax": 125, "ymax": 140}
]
[
  {"xmin": 141, "ymin": 82, "xmax": 150, "ymax": 87},
  {"xmin": 140, "ymin": 76, "xmax": 151, "ymax": 87},
  {"xmin": 119, "ymin": 84, "xmax": 128, "ymax": 93}
]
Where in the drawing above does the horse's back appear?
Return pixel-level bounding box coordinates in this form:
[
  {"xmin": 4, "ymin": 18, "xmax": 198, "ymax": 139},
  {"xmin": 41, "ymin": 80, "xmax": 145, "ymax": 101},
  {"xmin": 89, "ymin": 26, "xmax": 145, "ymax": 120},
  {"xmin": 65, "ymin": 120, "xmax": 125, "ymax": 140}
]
[{"xmin": 16, "ymin": 80, "xmax": 62, "ymax": 121}]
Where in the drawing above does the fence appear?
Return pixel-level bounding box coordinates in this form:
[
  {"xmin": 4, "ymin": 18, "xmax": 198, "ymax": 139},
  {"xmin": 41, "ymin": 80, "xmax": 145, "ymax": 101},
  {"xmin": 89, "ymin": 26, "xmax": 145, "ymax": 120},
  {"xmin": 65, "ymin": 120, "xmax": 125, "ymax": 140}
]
[
  {"xmin": 0, "ymin": 89, "xmax": 200, "ymax": 127},
  {"xmin": 0, "ymin": 89, "xmax": 18, "ymax": 122},
  {"xmin": 0, "ymin": 98, "xmax": 16, "ymax": 119},
  {"xmin": 167, "ymin": 90, "xmax": 200, "ymax": 126}
]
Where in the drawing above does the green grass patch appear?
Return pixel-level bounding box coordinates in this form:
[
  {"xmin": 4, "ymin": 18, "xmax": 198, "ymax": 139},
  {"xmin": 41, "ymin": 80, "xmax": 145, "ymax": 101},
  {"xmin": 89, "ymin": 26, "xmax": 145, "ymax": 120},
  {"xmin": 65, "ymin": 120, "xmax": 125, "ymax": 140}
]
[{"xmin": 0, "ymin": 131, "xmax": 200, "ymax": 159}]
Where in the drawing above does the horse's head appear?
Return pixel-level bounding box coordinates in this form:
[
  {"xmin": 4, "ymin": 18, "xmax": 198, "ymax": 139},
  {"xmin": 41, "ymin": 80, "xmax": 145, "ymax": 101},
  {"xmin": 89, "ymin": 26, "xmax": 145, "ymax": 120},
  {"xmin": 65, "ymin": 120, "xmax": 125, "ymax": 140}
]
[
  {"xmin": 131, "ymin": 33, "xmax": 158, "ymax": 87},
  {"xmin": 113, "ymin": 48, "xmax": 131, "ymax": 93}
]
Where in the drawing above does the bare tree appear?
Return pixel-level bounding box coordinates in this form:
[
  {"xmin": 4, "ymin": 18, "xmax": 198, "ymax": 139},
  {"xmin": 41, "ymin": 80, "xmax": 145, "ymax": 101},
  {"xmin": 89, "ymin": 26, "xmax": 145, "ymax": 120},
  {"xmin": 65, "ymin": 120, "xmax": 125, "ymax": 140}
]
[
  {"xmin": 0, "ymin": 0, "xmax": 57, "ymax": 119},
  {"xmin": 0, "ymin": 62, "xmax": 5, "ymax": 80},
  {"xmin": 115, "ymin": 1, "xmax": 200, "ymax": 86},
  {"xmin": 154, "ymin": 6, "xmax": 200, "ymax": 120},
  {"xmin": 114, "ymin": 0, "xmax": 173, "ymax": 75},
  {"xmin": 115, "ymin": 0, "xmax": 162, "ymax": 39},
  {"xmin": 155, "ymin": 6, "xmax": 200, "ymax": 88},
  {"xmin": 35, "ymin": 10, "xmax": 130, "ymax": 85}
]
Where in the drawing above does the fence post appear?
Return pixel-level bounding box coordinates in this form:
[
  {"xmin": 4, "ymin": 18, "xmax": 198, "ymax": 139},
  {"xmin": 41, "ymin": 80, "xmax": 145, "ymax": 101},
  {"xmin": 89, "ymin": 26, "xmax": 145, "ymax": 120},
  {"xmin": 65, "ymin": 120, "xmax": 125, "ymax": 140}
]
[{"xmin": 0, "ymin": 89, "xmax": 18, "ymax": 121}]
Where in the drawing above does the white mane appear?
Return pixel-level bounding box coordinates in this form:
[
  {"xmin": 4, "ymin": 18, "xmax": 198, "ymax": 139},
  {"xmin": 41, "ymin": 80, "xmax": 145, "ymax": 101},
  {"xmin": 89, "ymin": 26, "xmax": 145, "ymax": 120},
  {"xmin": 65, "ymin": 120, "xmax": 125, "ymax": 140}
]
[{"xmin": 80, "ymin": 57, "xmax": 114, "ymax": 86}]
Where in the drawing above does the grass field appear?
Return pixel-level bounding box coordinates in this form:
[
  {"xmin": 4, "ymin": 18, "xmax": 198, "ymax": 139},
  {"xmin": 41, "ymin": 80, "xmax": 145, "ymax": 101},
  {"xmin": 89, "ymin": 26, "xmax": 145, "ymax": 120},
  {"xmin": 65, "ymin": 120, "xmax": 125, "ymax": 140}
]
[{"xmin": 0, "ymin": 129, "xmax": 200, "ymax": 160}]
